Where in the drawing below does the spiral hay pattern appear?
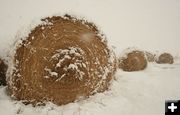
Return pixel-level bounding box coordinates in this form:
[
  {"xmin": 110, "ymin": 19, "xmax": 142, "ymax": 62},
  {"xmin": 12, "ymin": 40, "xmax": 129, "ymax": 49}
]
[
  {"xmin": 119, "ymin": 50, "xmax": 147, "ymax": 71},
  {"xmin": 156, "ymin": 53, "xmax": 174, "ymax": 64},
  {"xmin": 7, "ymin": 15, "xmax": 117, "ymax": 105}
]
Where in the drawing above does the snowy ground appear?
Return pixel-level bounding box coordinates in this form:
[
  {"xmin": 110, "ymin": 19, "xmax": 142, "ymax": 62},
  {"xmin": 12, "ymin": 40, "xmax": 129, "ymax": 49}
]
[
  {"xmin": 0, "ymin": 0, "xmax": 180, "ymax": 115},
  {"xmin": 1, "ymin": 61, "xmax": 180, "ymax": 115}
]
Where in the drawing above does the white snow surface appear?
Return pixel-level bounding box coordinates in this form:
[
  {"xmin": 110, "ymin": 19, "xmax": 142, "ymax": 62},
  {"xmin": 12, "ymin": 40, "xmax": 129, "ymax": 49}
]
[{"xmin": 0, "ymin": 0, "xmax": 180, "ymax": 115}]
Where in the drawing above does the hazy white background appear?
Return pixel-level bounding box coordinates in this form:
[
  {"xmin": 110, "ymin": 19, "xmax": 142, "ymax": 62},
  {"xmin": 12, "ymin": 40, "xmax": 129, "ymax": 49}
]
[
  {"xmin": 0, "ymin": 0, "xmax": 180, "ymax": 58},
  {"xmin": 0, "ymin": 1, "xmax": 180, "ymax": 115}
]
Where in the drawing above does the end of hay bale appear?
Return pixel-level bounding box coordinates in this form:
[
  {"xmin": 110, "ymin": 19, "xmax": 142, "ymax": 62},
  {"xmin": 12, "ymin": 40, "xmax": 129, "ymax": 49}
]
[
  {"xmin": 0, "ymin": 59, "xmax": 7, "ymax": 86},
  {"xmin": 119, "ymin": 50, "xmax": 147, "ymax": 71},
  {"xmin": 7, "ymin": 15, "xmax": 117, "ymax": 105},
  {"xmin": 156, "ymin": 53, "xmax": 174, "ymax": 64}
]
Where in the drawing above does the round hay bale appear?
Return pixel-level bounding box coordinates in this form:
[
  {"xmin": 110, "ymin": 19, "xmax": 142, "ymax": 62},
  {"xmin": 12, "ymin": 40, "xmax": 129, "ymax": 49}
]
[
  {"xmin": 0, "ymin": 59, "xmax": 7, "ymax": 86},
  {"xmin": 7, "ymin": 15, "xmax": 117, "ymax": 105},
  {"xmin": 156, "ymin": 53, "xmax": 174, "ymax": 64},
  {"xmin": 119, "ymin": 50, "xmax": 147, "ymax": 71},
  {"xmin": 144, "ymin": 51, "xmax": 156, "ymax": 62}
]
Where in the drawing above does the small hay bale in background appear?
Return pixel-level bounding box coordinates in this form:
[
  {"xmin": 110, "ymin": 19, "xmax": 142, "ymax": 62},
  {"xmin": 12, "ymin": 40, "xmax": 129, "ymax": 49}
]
[
  {"xmin": 118, "ymin": 49, "xmax": 147, "ymax": 71},
  {"xmin": 156, "ymin": 53, "xmax": 174, "ymax": 64},
  {"xmin": 144, "ymin": 51, "xmax": 156, "ymax": 62}
]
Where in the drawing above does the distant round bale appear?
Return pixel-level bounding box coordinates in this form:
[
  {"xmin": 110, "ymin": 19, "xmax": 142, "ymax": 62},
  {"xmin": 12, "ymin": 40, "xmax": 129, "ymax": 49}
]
[
  {"xmin": 7, "ymin": 15, "xmax": 117, "ymax": 105},
  {"xmin": 119, "ymin": 50, "xmax": 147, "ymax": 71},
  {"xmin": 0, "ymin": 59, "xmax": 7, "ymax": 86},
  {"xmin": 144, "ymin": 51, "xmax": 156, "ymax": 62},
  {"xmin": 156, "ymin": 53, "xmax": 174, "ymax": 64}
]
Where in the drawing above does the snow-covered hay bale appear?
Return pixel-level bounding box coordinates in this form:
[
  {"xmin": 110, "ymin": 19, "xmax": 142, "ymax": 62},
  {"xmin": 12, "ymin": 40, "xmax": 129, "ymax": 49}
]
[
  {"xmin": 144, "ymin": 51, "xmax": 156, "ymax": 62},
  {"xmin": 7, "ymin": 15, "xmax": 117, "ymax": 105},
  {"xmin": 119, "ymin": 49, "xmax": 147, "ymax": 71},
  {"xmin": 156, "ymin": 53, "xmax": 174, "ymax": 64},
  {"xmin": 0, "ymin": 59, "xmax": 7, "ymax": 86}
]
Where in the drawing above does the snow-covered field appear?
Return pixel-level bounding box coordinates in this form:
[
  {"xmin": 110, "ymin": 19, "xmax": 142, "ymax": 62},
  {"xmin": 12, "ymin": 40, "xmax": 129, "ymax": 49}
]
[{"xmin": 0, "ymin": 0, "xmax": 180, "ymax": 115}]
